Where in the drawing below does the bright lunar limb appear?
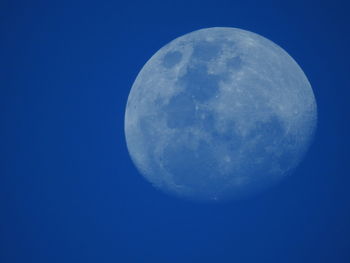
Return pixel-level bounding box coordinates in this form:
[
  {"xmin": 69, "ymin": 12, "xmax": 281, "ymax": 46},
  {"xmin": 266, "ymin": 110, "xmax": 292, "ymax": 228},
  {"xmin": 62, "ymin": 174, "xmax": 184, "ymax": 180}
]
[{"xmin": 124, "ymin": 27, "xmax": 317, "ymax": 202}]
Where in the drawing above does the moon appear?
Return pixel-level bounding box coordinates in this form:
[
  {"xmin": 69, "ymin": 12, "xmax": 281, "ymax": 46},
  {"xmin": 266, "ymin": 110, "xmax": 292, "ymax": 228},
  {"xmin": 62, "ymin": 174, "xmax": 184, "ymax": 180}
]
[{"xmin": 124, "ymin": 27, "xmax": 317, "ymax": 202}]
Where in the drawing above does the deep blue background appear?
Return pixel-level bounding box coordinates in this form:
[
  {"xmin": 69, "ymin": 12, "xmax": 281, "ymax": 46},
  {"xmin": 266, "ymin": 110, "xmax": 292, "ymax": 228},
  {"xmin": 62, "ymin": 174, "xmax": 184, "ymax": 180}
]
[{"xmin": 1, "ymin": 0, "xmax": 349, "ymax": 262}]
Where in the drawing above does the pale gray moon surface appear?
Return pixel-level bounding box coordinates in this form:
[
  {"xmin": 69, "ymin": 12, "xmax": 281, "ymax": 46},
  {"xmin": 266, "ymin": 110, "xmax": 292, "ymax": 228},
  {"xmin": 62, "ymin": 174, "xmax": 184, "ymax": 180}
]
[{"xmin": 124, "ymin": 27, "xmax": 317, "ymax": 202}]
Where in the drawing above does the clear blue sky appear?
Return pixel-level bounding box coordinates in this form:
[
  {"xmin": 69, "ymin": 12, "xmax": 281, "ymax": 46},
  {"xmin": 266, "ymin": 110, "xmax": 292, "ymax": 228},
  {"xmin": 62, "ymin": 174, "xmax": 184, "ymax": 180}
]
[{"xmin": 1, "ymin": 0, "xmax": 349, "ymax": 262}]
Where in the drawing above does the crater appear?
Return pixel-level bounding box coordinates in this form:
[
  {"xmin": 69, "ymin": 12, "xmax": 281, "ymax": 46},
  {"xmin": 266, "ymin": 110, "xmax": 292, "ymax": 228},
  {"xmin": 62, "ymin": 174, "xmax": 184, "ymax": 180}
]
[{"xmin": 162, "ymin": 51, "xmax": 182, "ymax": 68}]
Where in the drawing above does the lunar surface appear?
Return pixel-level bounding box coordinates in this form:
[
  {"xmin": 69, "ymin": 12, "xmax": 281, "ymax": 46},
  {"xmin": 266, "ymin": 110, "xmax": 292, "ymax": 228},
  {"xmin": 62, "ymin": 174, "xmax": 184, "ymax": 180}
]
[{"xmin": 124, "ymin": 27, "xmax": 317, "ymax": 202}]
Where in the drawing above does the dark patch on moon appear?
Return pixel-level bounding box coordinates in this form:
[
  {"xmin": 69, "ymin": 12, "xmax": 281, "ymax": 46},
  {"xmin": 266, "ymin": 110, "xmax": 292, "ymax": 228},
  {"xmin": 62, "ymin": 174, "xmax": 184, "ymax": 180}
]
[
  {"xmin": 178, "ymin": 64, "xmax": 221, "ymax": 102},
  {"xmin": 197, "ymin": 111, "xmax": 243, "ymax": 152},
  {"xmin": 241, "ymin": 115, "xmax": 289, "ymax": 176},
  {"xmin": 164, "ymin": 92, "xmax": 196, "ymax": 128},
  {"xmin": 227, "ymin": 56, "xmax": 243, "ymax": 70},
  {"xmin": 247, "ymin": 115, "xmax": 286, "ymax": 152},
  {"xmin": 162, "ymin": 51, "xmax": 182, "ymax": 68},
  {"xmin": 192, "ymin": 41, "xmax": 221, "ymax": 61},
  {"xmin": 214, "ymin": 122, "xmax": 243, "ymax": 152}
]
